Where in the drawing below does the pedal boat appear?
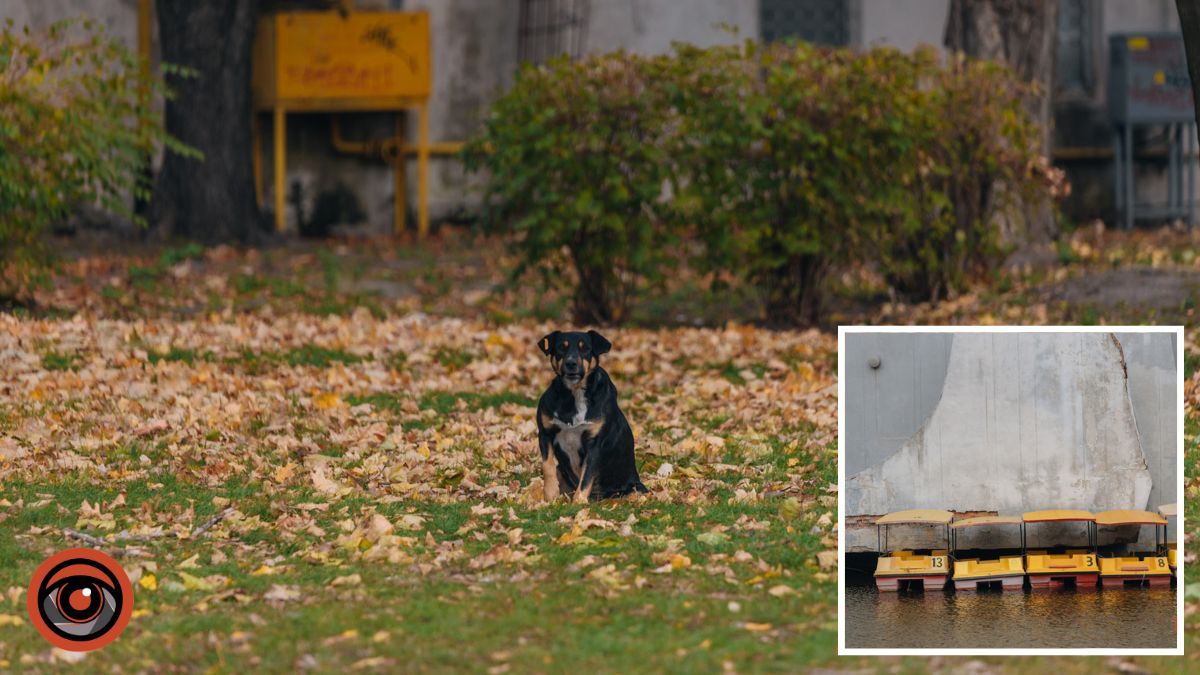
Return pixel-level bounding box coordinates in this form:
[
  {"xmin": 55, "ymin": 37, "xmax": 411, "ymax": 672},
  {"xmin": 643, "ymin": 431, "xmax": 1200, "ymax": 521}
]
[
  {"xmin": 1157, "ymin": 503, "xmax": 1178, "ymax": 577},
  {"xmin": 1022, "ymin": 509, "xmax": 1099, "ymax": 589},
  {"xmin": 1095, "ymin": 509, "xmax": 1171, "ymax": 588},
  {"xmin": 873, "ymin": 509, "xmax": 953, "ymax": 592},
  {"xmin": 950, "ymin": 515, "xmax": 1025, "ymax": 591}
]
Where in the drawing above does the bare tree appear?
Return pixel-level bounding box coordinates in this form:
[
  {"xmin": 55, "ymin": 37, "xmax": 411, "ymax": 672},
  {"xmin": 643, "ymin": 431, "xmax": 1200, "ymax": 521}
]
[
  {"xmin": 151, "ymin": 0, "xmax": 264, "ymax": 242},
  {"xmin": 945, "ymin": 0, "xmax": 1059, "ymax": 244}
]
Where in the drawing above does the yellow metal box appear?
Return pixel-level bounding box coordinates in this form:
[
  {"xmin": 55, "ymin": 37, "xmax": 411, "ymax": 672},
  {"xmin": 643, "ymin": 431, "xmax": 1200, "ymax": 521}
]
[{"xmin": 252, "ymin": 10, "xmax": 431, "ymax": 110}]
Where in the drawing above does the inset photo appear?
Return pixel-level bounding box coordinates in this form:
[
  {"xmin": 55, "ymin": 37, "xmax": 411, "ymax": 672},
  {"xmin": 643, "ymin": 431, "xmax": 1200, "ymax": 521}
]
[{"xmin": 838, "ymin": 326, "xmax": 1183, "ymax": 654}]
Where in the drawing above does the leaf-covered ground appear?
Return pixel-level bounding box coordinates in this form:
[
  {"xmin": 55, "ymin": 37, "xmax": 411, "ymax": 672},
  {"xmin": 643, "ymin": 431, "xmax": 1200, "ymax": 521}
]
[{"xmin": 0, "ymin": 226, "xmax": 1198, "ymax": 672}]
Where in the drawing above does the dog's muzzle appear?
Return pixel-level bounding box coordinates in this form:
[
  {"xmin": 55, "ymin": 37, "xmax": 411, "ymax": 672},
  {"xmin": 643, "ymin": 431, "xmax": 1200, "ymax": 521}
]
[{"xmin": 562, "ymin": 359, "xmax": 584, "ymax": 385}]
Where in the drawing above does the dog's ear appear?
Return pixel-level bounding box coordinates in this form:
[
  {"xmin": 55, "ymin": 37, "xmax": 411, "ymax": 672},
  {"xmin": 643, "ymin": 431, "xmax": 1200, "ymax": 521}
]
[
  {"xmin": 587, "ymin": 330, "xmax": 612, "ymax": 356},
  {"xmin": 537, "ymin": 331, "xmax": 560, "ymax": 356}
]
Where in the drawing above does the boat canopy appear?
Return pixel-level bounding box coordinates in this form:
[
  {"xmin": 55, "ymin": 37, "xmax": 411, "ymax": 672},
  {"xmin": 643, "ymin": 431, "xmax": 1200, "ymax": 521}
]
[
  {"xmin": 1094, "ymin": 509, "xmax": 1167, "ymax": 526},
  {"xmin": 1022, "ymin": 509, "xmax": 1095, "ymax": 523},
  {"xmin": 876, "ymin": 509, "xmax": 954, "ymax": 525},
  {"xmin": 950, "ymin": 515, "xmax": 1022, "ymax": 529},
  {"xmin": 1157, "ymin": 503, "xmax": 1178, "ymax": 518}
]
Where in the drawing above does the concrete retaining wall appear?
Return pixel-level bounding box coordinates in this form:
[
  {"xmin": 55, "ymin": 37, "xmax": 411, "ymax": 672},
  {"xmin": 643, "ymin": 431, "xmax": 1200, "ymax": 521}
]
[{"xmin": 845, "ymin": 332, "xmax": 1176, "ymax": 552}]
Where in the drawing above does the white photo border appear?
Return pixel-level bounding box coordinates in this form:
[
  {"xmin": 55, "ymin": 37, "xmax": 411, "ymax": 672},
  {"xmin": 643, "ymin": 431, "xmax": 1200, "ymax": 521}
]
[{"xmin": 837, "ymin": 324, "xmax": 1185, "ymax": 656}]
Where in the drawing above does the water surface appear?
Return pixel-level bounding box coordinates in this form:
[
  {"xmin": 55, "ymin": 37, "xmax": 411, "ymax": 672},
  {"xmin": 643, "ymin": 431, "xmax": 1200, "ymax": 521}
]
[{"xmin": 844, "ymin": 585, "xmax": 1176, "ymax": 649}]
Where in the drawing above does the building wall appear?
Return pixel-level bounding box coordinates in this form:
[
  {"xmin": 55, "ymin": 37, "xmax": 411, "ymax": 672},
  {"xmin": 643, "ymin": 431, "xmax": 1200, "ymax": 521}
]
[
  {"xmin": 587, "ymin": 0, "xmax": 756, "ymax": 55},
  {"xmin": 0, "ymin": 0, "xmax": 138, "ymax": 44},
  {"xmin": 844, "ymin": 332, "xmax": 1178, "ymax": 552},
  {"xmin": 0, "ymin": 0, "xmax": 756, "ymax": 233},
  {"xmin": 857, "ymin": 0, "xmax": 946, "ymax": 52},
  {"xmin": 7, "ymin": 0, "xmax": 1198, "ymax": 232},
  {"xmin": 843, "ymin": 332, "xmax": 951, "ymax": 476}
]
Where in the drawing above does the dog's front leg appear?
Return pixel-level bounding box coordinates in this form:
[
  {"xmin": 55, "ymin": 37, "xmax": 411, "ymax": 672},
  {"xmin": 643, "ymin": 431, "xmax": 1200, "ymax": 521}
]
[
  {"xmin": 538, "ymin": 432, "xmax": 560, "ymax": 502},
  {"xmin": 574, "ymin": 448, "xmax": 598, "ymax": 504}
]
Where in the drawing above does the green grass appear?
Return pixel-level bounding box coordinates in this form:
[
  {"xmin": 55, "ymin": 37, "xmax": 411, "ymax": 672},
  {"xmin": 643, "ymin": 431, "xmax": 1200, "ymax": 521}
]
[
  {"xmin": 147, "ymin": 347, "xmax": 206, "ymax": 366},
  {"xmin": 0, "ymin": 474, "xmax": 842, "ymax": 671},
  {"xmin": 433, "ymin": 345, "xmax": 476, "ymax": 371},
  {"xmin": 1186, "ymin": 352, "xmax": 1200, "ymax": 380},
  {"xmin": 41, "ymin": 351, "xmax": 79, "ymax": 371},
  {"xmin": 418, "ymin": 390, "xmax": 536, "ymax": 413},
  {"xmin": 283, "ymin": 345, "xmax": 364, "ymax": 368}
]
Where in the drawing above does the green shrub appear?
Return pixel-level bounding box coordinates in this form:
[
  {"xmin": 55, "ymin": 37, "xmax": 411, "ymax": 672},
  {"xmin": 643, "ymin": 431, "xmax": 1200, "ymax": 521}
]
[
  {"xmin": 463, "ymin": 53, "xmax": 677, "ymax": 324},
  {"xmin": 670, "ymin": 42, "xmax": 1057, "ymax": 317},
  {"xmin": 667, "ymin": 41, "xmax": 924, "ymax": 324},
  {"xmin": 467, "ymin": 41, "xmax": 1060, "ymax": 325},
  {"xmin": 872, "ymin": 49, "xmax": 1062, "ymax": 302},
  {"xmin": 0, "ymin": 18, "xmax": 194, "ymax": 301}
]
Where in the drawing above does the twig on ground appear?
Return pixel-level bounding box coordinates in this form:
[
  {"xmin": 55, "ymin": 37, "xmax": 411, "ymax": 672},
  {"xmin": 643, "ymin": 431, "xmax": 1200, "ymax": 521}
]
[
  {"xmin": 62, "ymin": 528, "xmax": 151, "ymax": 557},
  {"xmin": 59, "ymin": 507, "xmax": 235, "ymax": 551},
  {"xmin": 190, "ymin": 507, "xmax": 235, "ymax": 538}
]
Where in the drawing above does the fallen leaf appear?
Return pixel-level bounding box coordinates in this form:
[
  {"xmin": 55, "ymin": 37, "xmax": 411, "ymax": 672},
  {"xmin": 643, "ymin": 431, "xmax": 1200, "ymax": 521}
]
[{"xmin": 263, "ymin": 584, "xmax": 301, "ymax": 603}]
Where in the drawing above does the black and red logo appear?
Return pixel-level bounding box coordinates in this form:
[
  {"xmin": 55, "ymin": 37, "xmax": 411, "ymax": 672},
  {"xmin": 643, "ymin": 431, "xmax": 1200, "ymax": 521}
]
[{"xmin": 26, "ymin": 548, "xmax": 133, "ymax": 651}]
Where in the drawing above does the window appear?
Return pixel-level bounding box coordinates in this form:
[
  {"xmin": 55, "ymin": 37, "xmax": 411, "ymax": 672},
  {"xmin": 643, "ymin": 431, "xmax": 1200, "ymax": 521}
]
[{"xmin": 760, "ymin": 0, "xmax": 849, "ymax": 46}]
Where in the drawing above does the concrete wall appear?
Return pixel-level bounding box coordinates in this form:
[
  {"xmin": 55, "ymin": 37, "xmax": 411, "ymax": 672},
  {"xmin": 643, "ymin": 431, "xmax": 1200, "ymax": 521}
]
[
  {"xmin": 0, "ymin": 0, "xmax": 137, "ymax": 44},
  {"xmin": 843, "ymin": 332, "xmax": 951, "ymax": 476},
  {"xmin": 845, "ymin": 332, "xmax": 1177, "ymax": 552},
  {"xmin": 586, "ymin": 0, "xmax": 755, "ymax": 55},
  {"xmin": 1117, "ymin": 331, "xmax": 1178, "ymax": 508},
  {"xmin": 857, "ymin": 0, "xmax": 946, "ymax": 52}
]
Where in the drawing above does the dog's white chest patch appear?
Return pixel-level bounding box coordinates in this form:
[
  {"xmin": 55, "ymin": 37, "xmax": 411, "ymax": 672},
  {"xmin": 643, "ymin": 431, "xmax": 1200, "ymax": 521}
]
[
  {"xmin": 550, "ymin": 388, "xmax": 590, "ymax": 476},
  {"xmin": 570, "ymin": 388, "xmax": 587, "ymax": 424}
]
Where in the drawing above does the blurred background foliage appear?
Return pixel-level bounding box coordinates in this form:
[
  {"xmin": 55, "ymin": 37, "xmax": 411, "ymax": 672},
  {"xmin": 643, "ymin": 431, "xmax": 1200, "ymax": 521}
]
[{"xmin": 0, "ymin": 18, "xmax": 194, "ymax": 301}]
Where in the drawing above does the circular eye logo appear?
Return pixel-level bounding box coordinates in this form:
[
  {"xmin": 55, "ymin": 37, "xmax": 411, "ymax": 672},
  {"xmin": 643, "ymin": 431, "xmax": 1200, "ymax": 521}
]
[{"xmin": 26, "ymin": 548, "xmax": 133, "ymax": 651}]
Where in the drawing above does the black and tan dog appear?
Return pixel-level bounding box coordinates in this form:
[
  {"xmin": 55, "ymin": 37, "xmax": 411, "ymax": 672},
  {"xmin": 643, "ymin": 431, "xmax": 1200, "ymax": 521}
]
[{"xmin": 536, "ymin": 329, "xmax": 647, "ymax": 503}]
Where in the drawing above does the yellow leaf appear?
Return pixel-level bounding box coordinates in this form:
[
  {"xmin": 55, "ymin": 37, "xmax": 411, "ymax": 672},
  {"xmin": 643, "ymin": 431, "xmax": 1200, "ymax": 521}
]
[
  {"xmin": 0, "ymin": 614, "xmax": 23, "ymax": 627},
  {"xmin": 315, "ymin": 392, "xmax": 341, "ymax": 409},
  {"xmin": 743, "ymin": 622, "xmax": 773, "ymax": 632},
  {"xmin": 139, "ymin": 573, "xmax": 157, "ymax": 591},
  {"xmin": 251, "ymin": 565, "xmax": 276, "ymax": 576},
  {"xmin": 556, "ymin": 523, "xmax": 582, "ymax": 545},
  {"xmin": 274, "ymin": 463, "xmax": 296, "ymax": 484},
  {"xmin": 796, "ymin": 361, "xmax": 816, "ymax": 381},
  {"xmin": 178, "ymin": 572, "xmax": 221, "ymax": 592}
]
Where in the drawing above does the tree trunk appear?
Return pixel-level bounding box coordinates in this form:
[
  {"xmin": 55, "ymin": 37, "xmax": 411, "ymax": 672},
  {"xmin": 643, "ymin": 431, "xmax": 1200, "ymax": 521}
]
[
  {"xmin": 1177, "ymin": 1, "xmax": 1200, "ymax": 128},
  {"xmin": 944, "ymin": 0, "xmax": 1059, "ymax": 244},
  {"xmin": 151, "ymin": 0, "xmax": 263, "ymax": 243}
]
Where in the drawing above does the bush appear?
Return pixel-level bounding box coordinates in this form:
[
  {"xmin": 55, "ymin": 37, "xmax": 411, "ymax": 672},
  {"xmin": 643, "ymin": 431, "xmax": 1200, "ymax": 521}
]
[
  {"xmin": 872, "ymin": 49, "xmax": 1065, "ymax": 302},
  {"xmin": 0, "ymin": 18, "xmax": 192, "ymax": 301},
  {"xmin": 463, "ymin": 53, "xmax": 676, "ymax": 324},
  {"xmin": 467, "ymin": 41, "xmax": 1060, "ymax": 325},
  {"xmin": 667, "ymin": 42, "xmax": 924, "ymax": 324}
]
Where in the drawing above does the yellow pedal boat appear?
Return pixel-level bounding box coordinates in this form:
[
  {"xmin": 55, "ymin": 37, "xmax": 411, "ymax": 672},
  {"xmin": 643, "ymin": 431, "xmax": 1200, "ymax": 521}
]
[
  {"xmin": 1095, "ymin": 510, "xmax": 1171, "ymax": 588},
  {"xmin": 873, "ymin": 509, "xmax": 953, "ymax": 592},
  {"xmin": 1157, "ymin": 503, "xmax": 1179, "ymax": 576},
  {"xmin": 950, "ymin": 515, "xmax": 1025, "ymax": 591},
  {"xmin": 1022, "ymin": 510, "xmax": 1098, "ymax": 589}
]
